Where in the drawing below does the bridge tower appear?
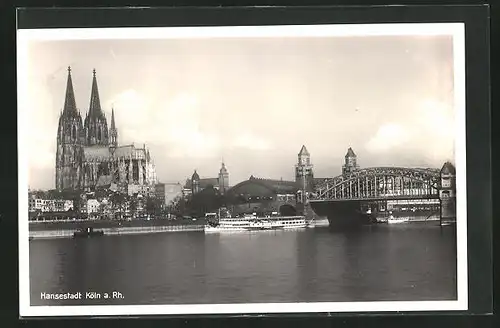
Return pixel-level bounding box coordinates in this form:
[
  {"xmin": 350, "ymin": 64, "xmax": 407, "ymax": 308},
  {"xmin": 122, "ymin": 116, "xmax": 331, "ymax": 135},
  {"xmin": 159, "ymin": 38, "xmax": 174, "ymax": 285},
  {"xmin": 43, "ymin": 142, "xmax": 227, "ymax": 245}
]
[
  {"xmin": 342, "ymin": 147, "xmax": 360, "ymax": 175},
  {"xmin": 439, "ymin": 161, "xmax": 456, "ymax": 225},
  {"xmin": 295, "ymin": 145, "xmax": 314, "ymax": 200}
]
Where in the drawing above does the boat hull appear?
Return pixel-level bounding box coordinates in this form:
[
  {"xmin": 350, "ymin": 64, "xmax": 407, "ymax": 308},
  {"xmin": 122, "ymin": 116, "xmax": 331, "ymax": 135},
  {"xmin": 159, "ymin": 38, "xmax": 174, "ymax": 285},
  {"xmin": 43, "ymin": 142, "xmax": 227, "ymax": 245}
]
[
  {"xmin": 387, "ymin": 219, "xmax": 409, "ymax": 224},
  {"xmin": 204, "ymin": 225, "xmax": 307, "ymax": 233},
  {"xmin": 73, "ymin": 229, "xmax": 105, "ymax": 238},
  {"xmin": 309, "ymin": 200, "xmax": 372, "ymax": 230}
]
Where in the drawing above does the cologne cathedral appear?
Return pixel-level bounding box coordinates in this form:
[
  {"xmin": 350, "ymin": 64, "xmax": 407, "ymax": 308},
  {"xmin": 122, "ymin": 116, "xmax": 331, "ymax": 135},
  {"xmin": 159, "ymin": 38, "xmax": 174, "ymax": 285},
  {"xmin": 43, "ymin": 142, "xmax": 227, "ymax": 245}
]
[{"xmin": 55, "ymin": 67, "xmax": 157, "ymax": 192}]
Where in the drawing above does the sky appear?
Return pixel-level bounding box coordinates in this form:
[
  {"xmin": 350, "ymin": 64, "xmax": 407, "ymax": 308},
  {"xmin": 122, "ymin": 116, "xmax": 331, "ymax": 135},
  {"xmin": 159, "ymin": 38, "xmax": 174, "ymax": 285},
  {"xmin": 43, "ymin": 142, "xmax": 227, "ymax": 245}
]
[{"xmin": 21, "ymin": 33, "xmax": 457, "ymax": 190}]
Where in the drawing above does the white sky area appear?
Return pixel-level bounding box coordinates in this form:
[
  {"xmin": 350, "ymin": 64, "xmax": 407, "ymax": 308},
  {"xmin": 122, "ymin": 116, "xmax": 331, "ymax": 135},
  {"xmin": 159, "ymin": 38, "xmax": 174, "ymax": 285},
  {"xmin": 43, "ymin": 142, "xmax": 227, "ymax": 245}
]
[{"xmin": 22, "ymin": 35, "xmax": 456, "ymax": 190}]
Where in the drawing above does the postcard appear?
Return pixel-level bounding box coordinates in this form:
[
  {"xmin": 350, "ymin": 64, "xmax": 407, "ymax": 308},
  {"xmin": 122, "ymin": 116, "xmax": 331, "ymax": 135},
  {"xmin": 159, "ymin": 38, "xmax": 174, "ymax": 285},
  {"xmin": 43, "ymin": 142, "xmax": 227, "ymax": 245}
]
[{"xmin": 17, "ymin": 22, "xmax": 467, "ymax": 317}]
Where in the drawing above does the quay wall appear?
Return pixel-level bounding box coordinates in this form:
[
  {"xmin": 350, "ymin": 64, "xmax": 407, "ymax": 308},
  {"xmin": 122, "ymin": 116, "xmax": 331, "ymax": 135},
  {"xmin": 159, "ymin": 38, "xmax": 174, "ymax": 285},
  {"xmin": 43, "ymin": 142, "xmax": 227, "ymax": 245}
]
[
  {"xmin": 29, "ymin": 218, "xmax": 205, "ymax": 231},
  {"xmin": 29, "ymin": 224, "xmax": 205, "ymax": 240}
]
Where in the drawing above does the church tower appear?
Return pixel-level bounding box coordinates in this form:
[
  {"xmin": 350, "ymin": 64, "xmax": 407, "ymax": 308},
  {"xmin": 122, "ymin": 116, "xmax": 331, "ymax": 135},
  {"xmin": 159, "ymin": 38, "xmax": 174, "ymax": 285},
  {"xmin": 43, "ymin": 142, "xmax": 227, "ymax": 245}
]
[
  {"xmin": 342, "ymin": 147, "xmax": 360, "ymax": 175},
  {"xmin": 55, "ymin": 66, "xmax": 85, "ymax": 191},
  {"xmin": 109, "ymin": 107, "xmax": 118, "ymax": 148},
  {"xmin": 191, "ymin": 170, "xmax": 200, "ymax": 194},
  {"xmin": 84, "ymin": 69, "xmax": 109, "ymax": 146},
  {"xmin": 218, "ymin": 161, "xmax": 229, "ymax": 194},
  {"xmin": 295, "ymin": 145, "xmax": 314, "ymax": 193}
]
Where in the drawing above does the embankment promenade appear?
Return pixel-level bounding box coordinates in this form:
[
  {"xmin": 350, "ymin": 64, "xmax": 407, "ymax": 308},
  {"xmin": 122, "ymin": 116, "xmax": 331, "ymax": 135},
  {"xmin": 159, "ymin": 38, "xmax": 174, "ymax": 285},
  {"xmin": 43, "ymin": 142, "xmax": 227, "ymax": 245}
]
[
  {"xmin": 28, "ymin": 218, "xmax": 206, "ymax": 240},
  {"xmin": 29, "ymin": 224, "xmax": 205, "ymax": 239}
]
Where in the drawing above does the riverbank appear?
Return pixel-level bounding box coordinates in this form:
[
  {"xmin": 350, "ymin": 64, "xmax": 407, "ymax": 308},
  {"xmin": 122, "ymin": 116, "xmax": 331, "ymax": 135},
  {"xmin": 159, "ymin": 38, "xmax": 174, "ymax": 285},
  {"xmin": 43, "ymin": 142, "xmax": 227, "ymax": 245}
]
[
  {"xmin": 28, "ymin": 217, "xmax": 331, "ymax": 240},
  {"xmin": 29, "ymin": 217, "xmax": 204, "ymax": 231},
  {"xmin": 29, "ymin": 224, "xmax": 205, "ymax": 240}
]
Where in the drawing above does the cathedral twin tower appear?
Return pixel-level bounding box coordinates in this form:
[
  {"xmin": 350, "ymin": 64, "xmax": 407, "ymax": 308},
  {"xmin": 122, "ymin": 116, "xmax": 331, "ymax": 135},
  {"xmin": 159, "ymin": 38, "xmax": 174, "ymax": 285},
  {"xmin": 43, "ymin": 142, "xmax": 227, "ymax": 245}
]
[{"xmin": 55, "ymin": 67, "xmax": 156, "ymax": 191}]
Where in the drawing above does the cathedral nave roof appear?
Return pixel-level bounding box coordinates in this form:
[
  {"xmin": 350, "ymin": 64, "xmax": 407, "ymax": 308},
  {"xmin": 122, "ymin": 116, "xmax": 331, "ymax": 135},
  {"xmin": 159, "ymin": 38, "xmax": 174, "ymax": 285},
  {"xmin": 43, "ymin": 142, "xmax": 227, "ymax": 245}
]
[
  {"xmin": 83, "ymin": 146, "xmax": 111, "ymax": 161},
  {"xmin": 113, "ymin": 144, "xmax": 147, "ymax": 159}
]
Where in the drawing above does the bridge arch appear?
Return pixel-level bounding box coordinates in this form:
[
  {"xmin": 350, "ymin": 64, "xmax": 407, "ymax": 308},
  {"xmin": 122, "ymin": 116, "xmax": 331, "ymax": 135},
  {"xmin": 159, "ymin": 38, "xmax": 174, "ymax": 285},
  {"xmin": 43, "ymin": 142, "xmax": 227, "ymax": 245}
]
[
  {"xmin": 313, "ymin": 167, "xmax": 440, "ymax": 200},
  {"xmin": 279, "ymin": 204, "xmax": 297, "ymax": 216}
]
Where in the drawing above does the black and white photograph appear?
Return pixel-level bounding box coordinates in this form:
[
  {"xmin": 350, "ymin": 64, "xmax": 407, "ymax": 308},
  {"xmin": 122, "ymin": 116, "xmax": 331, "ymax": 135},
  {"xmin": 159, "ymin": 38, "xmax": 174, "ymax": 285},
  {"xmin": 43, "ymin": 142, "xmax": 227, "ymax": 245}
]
[{"xmin": 17, "ymin": 22, "xmax": 467, "ymax": 317}]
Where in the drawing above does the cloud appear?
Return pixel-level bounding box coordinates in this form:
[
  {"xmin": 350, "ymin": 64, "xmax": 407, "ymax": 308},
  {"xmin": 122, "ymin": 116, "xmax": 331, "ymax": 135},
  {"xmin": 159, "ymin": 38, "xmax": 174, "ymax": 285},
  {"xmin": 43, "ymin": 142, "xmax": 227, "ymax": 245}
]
[
  {"xmin": 365, "ymin": 123, "xmax": 411, "ymax": 153},
  {"xmin": 365, "ymin": 98, "xmax": 455, "ymax": 166}
]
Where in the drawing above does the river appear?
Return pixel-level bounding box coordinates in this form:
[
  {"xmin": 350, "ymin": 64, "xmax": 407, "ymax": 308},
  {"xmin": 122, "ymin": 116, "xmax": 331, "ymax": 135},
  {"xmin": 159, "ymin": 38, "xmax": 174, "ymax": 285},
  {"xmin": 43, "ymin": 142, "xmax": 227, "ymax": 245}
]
[{"xmin": 29, "ymin": 221, "xmax": 457, "ymax": 306}]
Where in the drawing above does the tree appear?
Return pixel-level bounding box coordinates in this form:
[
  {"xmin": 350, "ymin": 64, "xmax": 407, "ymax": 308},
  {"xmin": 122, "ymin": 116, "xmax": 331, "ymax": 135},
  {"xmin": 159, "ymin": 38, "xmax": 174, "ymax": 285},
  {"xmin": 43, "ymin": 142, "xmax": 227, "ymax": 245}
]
[
  {"xmin": 170, "ymin": 195, "xmax": 186, "ymax": 216},
  {"xmin": 98, "ymin": 202, "xmax": 107, "ymax": 219},
  {"xmin": 129, "ymin": 197, "xmax": 138, "ymax": 217},
  {"xmin": 110, "ymin": 192, "xmax": 126, "ymax": 219},
  {"xmin": 190, "ymin": 186, "xmax": 222, "ymax": 215},
  {"xmin": 95, "ymin": 188, "xmax": 108, "ymax": 200},
  {"xmin": 145, "ymin": 197, "xmax": 157, "ymax": 216}
]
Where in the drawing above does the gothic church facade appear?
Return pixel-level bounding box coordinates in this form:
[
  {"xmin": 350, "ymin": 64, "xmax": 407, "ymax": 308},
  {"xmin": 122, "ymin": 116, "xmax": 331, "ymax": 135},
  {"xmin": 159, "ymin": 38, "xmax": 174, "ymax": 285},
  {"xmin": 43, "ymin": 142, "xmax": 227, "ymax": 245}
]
[{"xmin": 55, "ymin": 67, "xmax": 157, "ymax": 192}]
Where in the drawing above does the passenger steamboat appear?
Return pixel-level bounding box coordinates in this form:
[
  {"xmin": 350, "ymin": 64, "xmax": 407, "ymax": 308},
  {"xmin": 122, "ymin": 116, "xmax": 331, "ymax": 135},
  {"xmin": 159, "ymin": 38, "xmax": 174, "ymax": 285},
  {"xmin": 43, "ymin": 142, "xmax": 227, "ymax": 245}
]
[{"xmin": 204, "ymin": 209, "xmax": 311, "ymax": 233}]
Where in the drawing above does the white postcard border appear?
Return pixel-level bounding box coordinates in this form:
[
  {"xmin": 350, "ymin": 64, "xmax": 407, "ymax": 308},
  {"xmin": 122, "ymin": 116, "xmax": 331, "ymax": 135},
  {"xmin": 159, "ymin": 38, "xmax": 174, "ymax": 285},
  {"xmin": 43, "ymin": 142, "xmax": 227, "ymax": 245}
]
[{"xmin": 17, "ymin": 22, "xmax": 467, "ymax": 317}]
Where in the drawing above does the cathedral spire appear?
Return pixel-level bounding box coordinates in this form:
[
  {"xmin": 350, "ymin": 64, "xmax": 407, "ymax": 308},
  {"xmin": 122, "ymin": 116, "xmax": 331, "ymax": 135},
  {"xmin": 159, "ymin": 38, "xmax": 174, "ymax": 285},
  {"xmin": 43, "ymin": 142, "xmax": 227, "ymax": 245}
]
[
  {"xmin": 83, "ymin": 68, "xmax": 109, "ymax": 146},
  {"xmin": 88, "ymin": 68, "xmax": 103, "ymax": 118},
  {"xmin": 109, "ymin": 106, "xmax": 118, "ymax": 147},
  {"xmin": 63, "ymin": 66, "xmax": 78, "ymax": 116},
  {"xmin": 110, "ymin": 107, "xmax": 116, "ymax": 130}
]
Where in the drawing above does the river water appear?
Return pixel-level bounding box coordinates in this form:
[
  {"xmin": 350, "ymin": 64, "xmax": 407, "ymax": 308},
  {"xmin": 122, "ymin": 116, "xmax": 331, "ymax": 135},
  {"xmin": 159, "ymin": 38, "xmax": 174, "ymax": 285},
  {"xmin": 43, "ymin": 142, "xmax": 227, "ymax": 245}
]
[{"xmin": 29, "ymin": 221, "xmax": 457, "ymax": 306}]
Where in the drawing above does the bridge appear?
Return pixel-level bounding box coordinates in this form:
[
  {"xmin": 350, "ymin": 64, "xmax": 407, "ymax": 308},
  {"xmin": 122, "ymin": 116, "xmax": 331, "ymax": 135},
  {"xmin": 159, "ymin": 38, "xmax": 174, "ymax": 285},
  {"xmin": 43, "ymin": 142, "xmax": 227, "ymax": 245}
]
[
  {"xmin": 311, "ymin": 167, "xmax": 440, "ymax": 201},
  {"xmin": 307, "ymin": 163, "xmax": 456, "ymax": 229}
]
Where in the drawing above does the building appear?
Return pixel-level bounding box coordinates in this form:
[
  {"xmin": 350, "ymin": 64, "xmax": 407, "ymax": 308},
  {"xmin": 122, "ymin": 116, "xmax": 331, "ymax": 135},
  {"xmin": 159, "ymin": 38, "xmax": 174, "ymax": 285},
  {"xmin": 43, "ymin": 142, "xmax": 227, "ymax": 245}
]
[
  {"xmin": 28, "ymin": 198, "xmax": 44, "ymax": 212},
  {"xmin": 55, "ymin": 200, "xmax": 74, "ymax": 212},
  {"xmin": 185, "ymin": 161, "xmax": 230, "ymax": 195},
  {"xmin": 28, "ymin": 197, "xmax": 74, "ymax": 212},
  {"xmin": 127, "ymin": 184, "xmax": 155, "ymax": 197},
  {"xmin": 155, "ymin": 182, "xmax": 183, "ymax": 209},
  {"xmin": 225, "ymin": 176, "xmax": 299, "ymax": 216},
  {"xmin": 55, "ymin": 67, "xmax": 158, "ymax": 192},
  {"xmin": 342, "ymin": 147, "xmax": 360, "ymax": 175},
  {"xmin": 86, "ymin": 199, "xmax": 100, "ymax": 217}
]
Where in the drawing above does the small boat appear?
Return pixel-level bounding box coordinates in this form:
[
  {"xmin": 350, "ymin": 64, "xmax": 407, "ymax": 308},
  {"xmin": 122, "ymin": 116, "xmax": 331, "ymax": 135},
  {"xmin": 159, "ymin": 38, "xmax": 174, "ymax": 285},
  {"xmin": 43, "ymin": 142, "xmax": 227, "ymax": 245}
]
[{"xmin": 73, "ymin": 227, "xmax": 104, "ymax": 238}]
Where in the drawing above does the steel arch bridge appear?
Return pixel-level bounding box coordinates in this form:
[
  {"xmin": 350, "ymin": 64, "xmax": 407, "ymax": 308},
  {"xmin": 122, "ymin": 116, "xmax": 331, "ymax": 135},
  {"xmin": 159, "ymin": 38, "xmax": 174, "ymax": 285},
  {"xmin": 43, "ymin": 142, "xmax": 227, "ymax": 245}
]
[{"xmin": 311, "ymin": 167, "xmax": 441, "ymax": 201}]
